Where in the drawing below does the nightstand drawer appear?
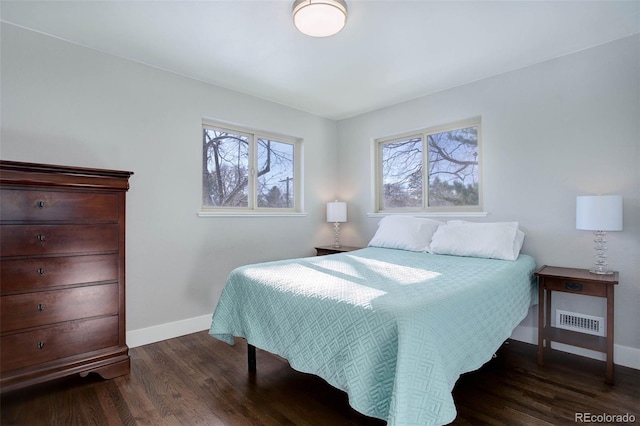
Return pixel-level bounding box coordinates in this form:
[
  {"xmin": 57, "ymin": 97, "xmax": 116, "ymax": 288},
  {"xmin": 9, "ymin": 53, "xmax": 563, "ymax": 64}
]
[{"xmin": 543, "ymin": 277, "xmax": 606, "ymax": 297}]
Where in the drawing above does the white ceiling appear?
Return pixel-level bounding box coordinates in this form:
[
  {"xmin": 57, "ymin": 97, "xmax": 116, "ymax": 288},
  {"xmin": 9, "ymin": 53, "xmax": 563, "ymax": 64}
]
[{"xmin": 2, "ymin": 1, "xmax": 639, "ymax": 120}]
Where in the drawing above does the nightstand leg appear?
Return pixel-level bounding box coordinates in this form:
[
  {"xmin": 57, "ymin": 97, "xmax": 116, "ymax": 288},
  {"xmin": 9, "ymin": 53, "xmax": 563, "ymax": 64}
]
[
  {"xmin": 537, "ymin": 281, "xmax": 545, "ymax": 366},
  {"xmin": 606, "ymin": 286, "xmax": 614, "ymax": 385},
  {"xmin": 544, "ymin": 287, "xmax": 553, "ymax": 359}
]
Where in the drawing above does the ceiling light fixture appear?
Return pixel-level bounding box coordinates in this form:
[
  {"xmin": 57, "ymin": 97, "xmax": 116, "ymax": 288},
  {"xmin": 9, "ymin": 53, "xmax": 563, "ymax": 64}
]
[{"xmin": 292, "ymin": 0, "xmax": 348, "ymax": 38}]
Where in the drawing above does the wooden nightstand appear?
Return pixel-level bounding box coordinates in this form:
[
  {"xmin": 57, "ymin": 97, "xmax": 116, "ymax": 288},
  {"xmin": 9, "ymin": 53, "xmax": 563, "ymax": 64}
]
[
  {"xmin": 315, "ymin": 245, "xmax": 362, "ymax": 256},
  {"xmin": 535, "ymin": 265, "xmax": 619, "ymax": 384}
]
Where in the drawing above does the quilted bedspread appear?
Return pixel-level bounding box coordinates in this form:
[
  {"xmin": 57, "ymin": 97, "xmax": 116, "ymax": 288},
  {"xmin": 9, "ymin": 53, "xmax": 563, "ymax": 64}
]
[{"xmin": 209, "ymin": 247, "xmax": 537, "ymax": 425}]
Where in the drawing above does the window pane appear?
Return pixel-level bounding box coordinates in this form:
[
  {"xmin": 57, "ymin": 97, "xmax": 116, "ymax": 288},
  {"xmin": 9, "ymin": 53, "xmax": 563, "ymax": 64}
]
[
  {"xmin": 257, "ymin": 139, "xmax": 294, "ymax": 208},
  {"xmin": 427, "ymin": 126, "xmax": 479, "ymax": 207},
  {"xmin": 381, "ymin": 137, "xmax": 423, "ymax": 208},
  {"xmin": 202, "ymin": 128, "xmax": 249, "ymax": 207}
]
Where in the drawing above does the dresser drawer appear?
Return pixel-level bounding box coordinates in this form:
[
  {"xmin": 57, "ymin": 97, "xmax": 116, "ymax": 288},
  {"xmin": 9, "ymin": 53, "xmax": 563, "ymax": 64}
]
[
  {"xmin": 0, "ymin": 254, "xmax": 118, "ymax": 294},
  {"xmin": 542, "ymin": 277, "xmax": 607, "ymax": 297},
  {"xmin": 1, "ymin": 283, "xmax": 119, "ymax": 333},
  {"xmin": 0, "ymin": 189, "xmax": 119, "ymax": 222},
  {"xmin": 1, "ymin": 316, "xmax": 120, "ymax": 372},
  {"xmin": 0, "ymin": 224, "xmax": 118, "ymax": 257}
]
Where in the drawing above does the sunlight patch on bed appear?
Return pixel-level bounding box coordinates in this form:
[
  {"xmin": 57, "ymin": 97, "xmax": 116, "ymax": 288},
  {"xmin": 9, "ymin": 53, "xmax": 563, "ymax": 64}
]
[
  {"xmin": 350, "ymin": 256, "xmax": 441, "ymax": 285},
  {"xmin": 243, "ymin": 262, "xmax": 387, "ymax": 308}
]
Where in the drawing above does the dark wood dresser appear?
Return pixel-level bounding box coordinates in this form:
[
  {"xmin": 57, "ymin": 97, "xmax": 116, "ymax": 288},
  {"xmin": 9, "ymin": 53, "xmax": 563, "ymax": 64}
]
[{"xmin": 0, "ymin": 160, "xmax": 133, "ymax": 392}]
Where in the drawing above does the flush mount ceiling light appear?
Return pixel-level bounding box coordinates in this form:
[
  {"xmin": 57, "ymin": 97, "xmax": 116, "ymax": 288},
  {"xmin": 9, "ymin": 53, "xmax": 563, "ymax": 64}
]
[{"xmin": 292, "ymin": 0, "xmax": 348, "ymax": 37}]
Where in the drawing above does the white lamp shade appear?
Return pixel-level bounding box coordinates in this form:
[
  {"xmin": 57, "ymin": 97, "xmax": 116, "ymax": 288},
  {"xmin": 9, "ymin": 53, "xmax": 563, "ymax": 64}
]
[
  {"xmin": 576, "ymin": 195, "xmax": 623, "ymax": 231},
  {"xmin": 327, "ymin": 201, "xmax": 347, "ymax": 223},
  {"xmin": 292, "ymin": 0, "xmax": 347, "ymax": 37}
]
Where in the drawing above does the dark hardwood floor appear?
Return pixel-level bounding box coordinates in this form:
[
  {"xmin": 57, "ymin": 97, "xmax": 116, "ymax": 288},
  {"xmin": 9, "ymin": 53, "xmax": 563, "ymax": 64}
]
[{"xmin": 2, "ymin": 331, "xmax": 638, "ymax": 425}]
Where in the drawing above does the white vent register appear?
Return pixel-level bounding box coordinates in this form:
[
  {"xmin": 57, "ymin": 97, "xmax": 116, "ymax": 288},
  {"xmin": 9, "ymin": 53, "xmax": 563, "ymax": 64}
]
[{"xmin": 556, "ymin": 310, "xmax": 605, "ymax": 337}]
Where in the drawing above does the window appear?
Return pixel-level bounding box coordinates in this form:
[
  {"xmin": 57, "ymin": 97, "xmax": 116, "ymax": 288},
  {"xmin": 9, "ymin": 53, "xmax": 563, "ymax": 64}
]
[
  {"xmin": 375, "ymin": 119, "xmax": 481, "ymax": 213},
  {"xmin": 202, "ymin": 120, "xmax": 301, "ymax": 214}
]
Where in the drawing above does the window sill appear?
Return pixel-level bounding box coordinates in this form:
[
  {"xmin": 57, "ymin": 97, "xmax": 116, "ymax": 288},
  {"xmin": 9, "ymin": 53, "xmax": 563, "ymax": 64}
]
[
  {"xmin": 367, "ymin": 211, "xmax": 488, "ymax": 218},
  {"xmin": 197, "ymin": 211, "xmax": 308, "ymax": 218}
]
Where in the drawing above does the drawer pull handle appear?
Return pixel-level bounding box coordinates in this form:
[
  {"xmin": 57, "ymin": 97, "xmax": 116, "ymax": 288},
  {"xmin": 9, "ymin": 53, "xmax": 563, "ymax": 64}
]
[
  {"xmin": 36, "ymin": 201, "xmax": 45, "ymax": 208},
  {"xmin": 37, "ymin": 303, "xmax": 45, "ymax": 312},
  {"xmin": 37, "ymin": 234, "xmax": 46, "ymax": 242},
  {"xmin": 37, "ymin": 268, "xmax": 45, "ymax": 276},
  {"xmin": 565, "ymin": 281, "xmax": 583, "ymax": 291},
  {"xmin": 37, "ymin": 342, "xmax": 45, "ymax": 350}
]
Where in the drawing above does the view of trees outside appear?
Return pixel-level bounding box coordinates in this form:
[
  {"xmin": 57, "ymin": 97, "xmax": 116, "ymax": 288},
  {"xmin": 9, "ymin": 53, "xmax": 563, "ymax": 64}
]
[
  {"xmin": 202, "ymin": 128, "xmax": 295, "ymax": 208},
  {"xmin": 428, "ymin": 126, "xmax": 479, "ymax": 207},
  {"xmin": 257, "ymin": 139, "xmax": 294, "ymax": 208},
  {"xmin": 381, "ymin": 137, "xmax": 423, "ymax": 208},
  {"xmin": 381, "ymin": 125, "xmax": 479, "ymax": 209},
  {"xmin": 202, "ymin": 129, "xmax": 249, "ymax": 207}
]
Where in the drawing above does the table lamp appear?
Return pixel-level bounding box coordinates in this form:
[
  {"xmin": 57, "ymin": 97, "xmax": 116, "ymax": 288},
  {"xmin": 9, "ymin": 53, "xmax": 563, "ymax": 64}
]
[
  {"xmin": 327, "ymin": 201, "xmax": 347, "ymax": 248},
  {"xmin": 576, "ymin": 195, "xmax": 623, "ymax": 274}
]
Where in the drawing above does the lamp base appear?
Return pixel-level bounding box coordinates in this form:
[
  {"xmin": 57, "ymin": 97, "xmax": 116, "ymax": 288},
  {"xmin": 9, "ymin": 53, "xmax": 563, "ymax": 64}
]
[
  {"xmin": 589, "ymin": 231, "xmax": 612, "ymax": 275},
  {"xmin": 333, "ymin": 222, "xmax": 341, "ymax": 248}
]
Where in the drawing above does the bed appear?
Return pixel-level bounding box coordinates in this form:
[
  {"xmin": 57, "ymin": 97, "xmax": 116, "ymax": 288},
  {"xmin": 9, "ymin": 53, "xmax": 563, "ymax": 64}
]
[{"xmin": 209, "ymin": 218, "xmax": 537, "ymax": 425}]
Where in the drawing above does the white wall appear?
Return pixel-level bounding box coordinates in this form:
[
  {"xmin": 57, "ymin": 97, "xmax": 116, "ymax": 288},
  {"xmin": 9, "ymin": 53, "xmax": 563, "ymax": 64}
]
[
  {"xmin": 337, "ymin": 35, "xmax": 640, "ymax": 366},
  {"xmin": 1, "ymin": 23, "xmax": 340, "ymax": 341}
]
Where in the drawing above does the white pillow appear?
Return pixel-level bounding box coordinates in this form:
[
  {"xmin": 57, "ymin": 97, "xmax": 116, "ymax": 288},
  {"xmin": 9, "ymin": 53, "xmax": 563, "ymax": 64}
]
[
  {"xmin": 431, "ymin": 221, "xmax": 523, "ymax": 260},
  {"xmin": 448, "ymin": 220, "xmax": 525, "ymax": 258},
  {"xmin": 368, "ymin": 216, "xmax": 445, "ymax": 252}
]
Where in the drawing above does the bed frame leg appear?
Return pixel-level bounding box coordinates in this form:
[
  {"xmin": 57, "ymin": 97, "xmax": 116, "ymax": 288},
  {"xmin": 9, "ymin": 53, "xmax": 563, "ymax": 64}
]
[{"xmin": 247, "ymin": 343, "xmax": 256, "ymax": 372}]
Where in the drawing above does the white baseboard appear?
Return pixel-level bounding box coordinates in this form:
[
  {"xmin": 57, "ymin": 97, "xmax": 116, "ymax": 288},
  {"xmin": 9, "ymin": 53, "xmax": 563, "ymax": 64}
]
[
  {"xmin": 126, "ymin": 314, "xmax": 212, "ymax": 348},
  {"xmin": 510, "ymin": 325, "xmax": 640, "ymax": 370},
  {"xmin": 125, "ymin": 316, "xmax": 639, "ymax": 371}
]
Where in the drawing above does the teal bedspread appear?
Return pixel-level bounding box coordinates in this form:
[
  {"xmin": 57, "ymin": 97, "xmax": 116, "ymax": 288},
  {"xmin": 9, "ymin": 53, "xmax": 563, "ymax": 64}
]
[{"xmin": 210, "ymin": 247, "xmax": 537, "ymax": 425}]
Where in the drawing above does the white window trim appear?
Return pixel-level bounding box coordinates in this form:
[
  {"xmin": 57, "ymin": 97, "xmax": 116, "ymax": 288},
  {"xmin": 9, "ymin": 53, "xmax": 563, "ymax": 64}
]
[
  {"xmin": 197, "ymin": 211, "xmax": 308, "ymax": 218},
  {"xmin": 200, "ymin": 119, "xmax": 304, "ymax": 216},
  {"xmin": 372, "ymin": 117, "xmax": 485, "ymax": 215},
  {"xmin": 366, "ymin": 212, "xmax": 488, "ymax": 218}
]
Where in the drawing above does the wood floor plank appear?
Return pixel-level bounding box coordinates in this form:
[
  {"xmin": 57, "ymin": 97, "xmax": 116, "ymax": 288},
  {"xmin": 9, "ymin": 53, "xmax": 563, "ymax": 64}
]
[
  {"xmin": 95, "ymin": 379, "xmax": 139, "ymax": 426},
  {"xmin": 2, "ymin": 332, "xmax": 638, "ymax": 425}
]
